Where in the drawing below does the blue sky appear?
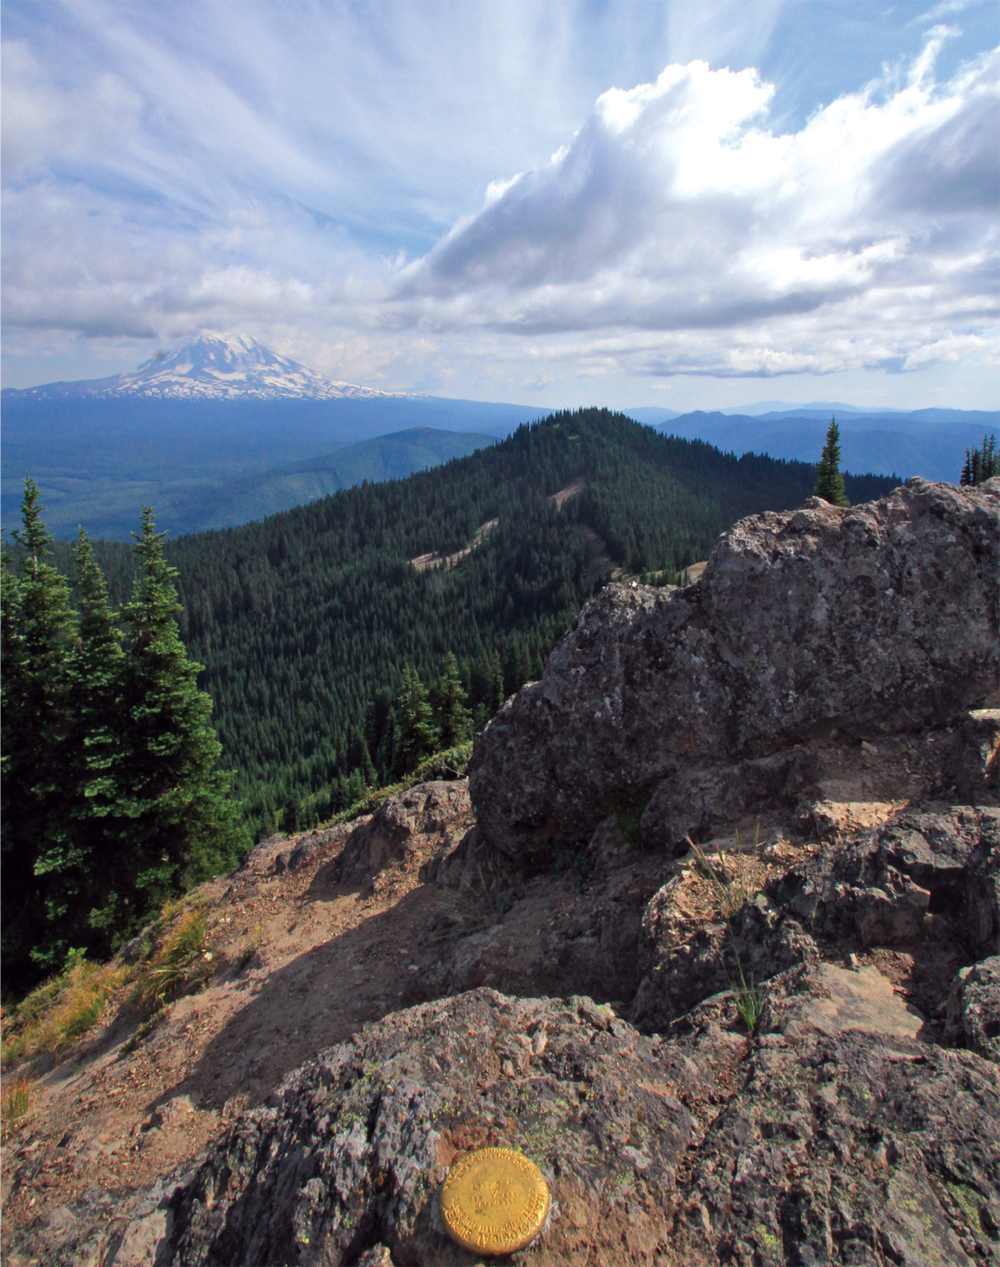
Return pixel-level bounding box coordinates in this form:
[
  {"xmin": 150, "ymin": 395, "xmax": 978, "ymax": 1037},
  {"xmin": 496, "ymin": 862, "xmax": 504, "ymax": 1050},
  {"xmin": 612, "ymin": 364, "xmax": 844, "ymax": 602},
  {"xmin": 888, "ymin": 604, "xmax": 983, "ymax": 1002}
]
[{"xmin": 2, "ymin": 0, "xmax": 997, "ymax": 409}]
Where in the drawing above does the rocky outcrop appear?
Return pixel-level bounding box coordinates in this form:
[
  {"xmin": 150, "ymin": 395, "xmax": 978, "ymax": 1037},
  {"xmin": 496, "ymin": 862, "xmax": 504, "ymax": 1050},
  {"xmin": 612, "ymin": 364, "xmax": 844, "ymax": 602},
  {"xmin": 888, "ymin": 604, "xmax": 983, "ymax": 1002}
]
[
  {"xmin": 949, "ymin": 709, "xmax": 1000, "ymax": 805},
  {"xmin": 422, "ymin": 817, "xmax": 668, "ymax": 1005},
  {"xmin": 20, "ymin": 970, "xmax": 1000, "ymax": 1267},
  {"xmin": 116, "ymin": 991, "xmax": 697, "ymax": 1266},
  {"xmin": 945, "ymin": 956, "xmax": 1000, "ymax": 1063},
  {"xmin": 337, "ymin": 781, "xmax": 474, "ymax": 890},
  {"xmin": 469, "ymin": 479, "xmax": 1000, "ymax": 863},
  {"xmin": 632, "ymin": 807, "xmax": 999, "ymax": 1035},
  {"xmin": 674, "ymin": 963, "xmax": 1000, "ymax": 1267}
]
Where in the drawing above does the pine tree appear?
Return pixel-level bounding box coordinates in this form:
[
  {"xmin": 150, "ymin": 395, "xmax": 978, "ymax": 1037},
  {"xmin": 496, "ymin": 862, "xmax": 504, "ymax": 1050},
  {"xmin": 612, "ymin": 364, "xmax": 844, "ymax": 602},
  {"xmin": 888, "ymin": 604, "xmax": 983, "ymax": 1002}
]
[
  {"xmin": 814, "ymin": 418, "xmax": 850, "ymax": 507},
  {"xmin": 394, "ymin": 665, "xmax": 439, "ymax": 775},
  {"xmin": 470, "ymin": 650, "xmax": 504, "ymax": 729},
  {"xmin": 115, "ymin": 507, "xmax": 248, "ymax": 923},
  {"xmin": 434, "ymin": 652, "xmax": 472, "ymax": 749},
  {"xmin": 374, "ymin": 706, "xmax": 400, "ymax": 783},
  {"xmin": 1, "ymin": 547, "xmax": 33, "ymax": 985}
]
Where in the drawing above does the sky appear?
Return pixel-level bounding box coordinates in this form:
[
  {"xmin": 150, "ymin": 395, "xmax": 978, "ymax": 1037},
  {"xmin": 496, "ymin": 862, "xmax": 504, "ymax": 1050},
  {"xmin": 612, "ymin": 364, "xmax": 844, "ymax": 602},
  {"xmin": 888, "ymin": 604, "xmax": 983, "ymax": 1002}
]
[{"xmin": 2, "ymin": 0, "xmax": 998, "ymax": 410}]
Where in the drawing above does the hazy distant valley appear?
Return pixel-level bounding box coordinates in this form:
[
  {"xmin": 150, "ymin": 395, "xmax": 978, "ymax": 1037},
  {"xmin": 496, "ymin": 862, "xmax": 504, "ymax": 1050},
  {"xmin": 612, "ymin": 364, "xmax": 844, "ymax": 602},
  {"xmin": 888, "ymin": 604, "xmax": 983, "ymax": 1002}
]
[{"xmin": 3, "ymin": 335, "xmax": 995, "ymax": 540}]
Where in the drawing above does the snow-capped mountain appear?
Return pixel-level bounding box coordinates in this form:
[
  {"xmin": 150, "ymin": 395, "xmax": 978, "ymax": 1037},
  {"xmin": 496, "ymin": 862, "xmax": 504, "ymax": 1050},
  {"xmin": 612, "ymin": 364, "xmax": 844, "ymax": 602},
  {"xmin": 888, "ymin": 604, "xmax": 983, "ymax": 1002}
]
[{"xmin": 3, "ymin": 333, "xmax": 409, "ymax": 401}]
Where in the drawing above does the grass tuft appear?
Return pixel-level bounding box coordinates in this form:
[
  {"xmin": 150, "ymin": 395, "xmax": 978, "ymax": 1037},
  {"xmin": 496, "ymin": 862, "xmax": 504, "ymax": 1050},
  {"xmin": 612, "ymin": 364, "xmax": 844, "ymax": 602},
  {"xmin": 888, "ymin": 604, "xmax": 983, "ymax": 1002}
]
[
  {"xmin": 1, "ymin": 959, "xmax": 125, "ymax": 1067},
  {"xmin": 690, "ymin": 826, "xmax": 766, "ymax": 919},
  {"xmin": 1, "ymin": 1077, "xmax": 33, "ymax": 1138},
  {"xmin": 690, "ymin": 830, "xmax": 766, "ymax": 1037},
  {"xmin": 130, "ymin": 910, "xmax": 211, "ymax": 1019},
  {"xmin": 433, "ymin": 858, "xmax": 515, "ymax": 942}
]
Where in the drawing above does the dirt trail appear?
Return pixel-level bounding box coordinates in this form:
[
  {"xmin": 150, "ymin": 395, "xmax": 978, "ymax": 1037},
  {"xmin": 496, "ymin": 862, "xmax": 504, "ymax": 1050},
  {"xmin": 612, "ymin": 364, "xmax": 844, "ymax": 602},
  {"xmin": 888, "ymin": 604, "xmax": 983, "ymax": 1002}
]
[
  {"xmin": 1, "ymin": 818, "xmax": 459, "ymax": 1233},
  {"xmin": 410, "ymin": 517, "xmax": 499, "ymax": 573}
]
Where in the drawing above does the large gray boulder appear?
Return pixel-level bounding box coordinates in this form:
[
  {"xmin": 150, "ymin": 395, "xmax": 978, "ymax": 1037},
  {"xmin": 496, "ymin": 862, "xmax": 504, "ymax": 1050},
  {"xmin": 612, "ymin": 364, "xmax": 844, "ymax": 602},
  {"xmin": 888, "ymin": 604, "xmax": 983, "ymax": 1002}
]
[
  {"xmin": 16, "ymin": 977, "xmax": 1000, "ymax": 1266},
  {"xmin": 469, "ymin": 478, "xmax": 1000, "ymax": 863}
]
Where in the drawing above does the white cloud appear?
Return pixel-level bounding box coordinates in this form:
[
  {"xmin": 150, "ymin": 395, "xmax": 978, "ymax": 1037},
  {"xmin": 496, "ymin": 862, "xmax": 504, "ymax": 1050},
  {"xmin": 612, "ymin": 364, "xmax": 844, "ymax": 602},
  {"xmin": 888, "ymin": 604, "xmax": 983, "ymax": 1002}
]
[
  {"xmin": 385, "ymin": 38, "xmax": 999, "ymax": 378},
  {"xmin": 1, "ymin": 12, "xmax": 997, "ymax": 395},
  {"xmin": 1, "ymin": 40, "xmax": 142, "ymax": 179}
]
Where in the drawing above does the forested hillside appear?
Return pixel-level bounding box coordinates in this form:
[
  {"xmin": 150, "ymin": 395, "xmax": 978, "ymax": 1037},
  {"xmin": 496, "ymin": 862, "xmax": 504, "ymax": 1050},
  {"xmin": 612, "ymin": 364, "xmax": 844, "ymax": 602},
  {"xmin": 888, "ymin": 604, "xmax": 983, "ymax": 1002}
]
[{"xmin": 40, "ymin": 410, "xmax": 892, "ymax": 833}]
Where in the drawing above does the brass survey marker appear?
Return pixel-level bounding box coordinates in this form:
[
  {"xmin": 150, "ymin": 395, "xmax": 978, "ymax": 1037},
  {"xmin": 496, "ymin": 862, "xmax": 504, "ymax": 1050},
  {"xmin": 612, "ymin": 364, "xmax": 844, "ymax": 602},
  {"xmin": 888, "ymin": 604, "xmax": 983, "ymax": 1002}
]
[{"xmin": 439, "ymin": 1146, "xmax": 550, "ymax": 1255}]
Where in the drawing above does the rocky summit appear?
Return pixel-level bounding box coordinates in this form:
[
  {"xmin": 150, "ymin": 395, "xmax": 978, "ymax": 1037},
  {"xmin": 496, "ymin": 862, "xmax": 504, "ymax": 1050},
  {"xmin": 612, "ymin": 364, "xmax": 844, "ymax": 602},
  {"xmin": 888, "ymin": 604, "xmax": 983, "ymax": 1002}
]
[
  {"xmin": 4, "ymin": 479, "xmax": 999, "ymax": 1267},
  {"xmin": 469, "ymin": 477, "xmax": 1000, "ymax": 863}
]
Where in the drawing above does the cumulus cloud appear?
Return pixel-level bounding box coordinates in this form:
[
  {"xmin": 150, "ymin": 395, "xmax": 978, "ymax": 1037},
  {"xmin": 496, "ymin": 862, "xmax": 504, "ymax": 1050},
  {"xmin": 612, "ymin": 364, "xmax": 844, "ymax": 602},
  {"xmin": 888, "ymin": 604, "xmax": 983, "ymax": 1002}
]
[{"xmin": 387, "ymin": 36, "xmax": 998, "ymax": 377}]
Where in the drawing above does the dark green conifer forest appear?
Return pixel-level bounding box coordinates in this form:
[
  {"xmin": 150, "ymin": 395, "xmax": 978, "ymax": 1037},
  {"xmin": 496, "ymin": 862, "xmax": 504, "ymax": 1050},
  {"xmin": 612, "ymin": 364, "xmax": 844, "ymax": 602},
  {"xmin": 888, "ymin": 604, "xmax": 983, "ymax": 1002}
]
[
  {"xmin": 1, "ymin": 486, "xmax": 248, "ymax": 994},
  {"xmin": 3, "ymin": 410, "xmax": 897, "ymax": 990}
]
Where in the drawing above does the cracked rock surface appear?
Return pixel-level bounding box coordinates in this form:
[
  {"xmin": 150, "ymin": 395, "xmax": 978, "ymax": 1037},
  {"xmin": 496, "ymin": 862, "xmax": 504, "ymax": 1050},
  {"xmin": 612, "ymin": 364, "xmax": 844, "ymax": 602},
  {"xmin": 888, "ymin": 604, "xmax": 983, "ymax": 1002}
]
[{"xmin": 469, "ymin": 479, "xmax": 1000, "ymax": 863}]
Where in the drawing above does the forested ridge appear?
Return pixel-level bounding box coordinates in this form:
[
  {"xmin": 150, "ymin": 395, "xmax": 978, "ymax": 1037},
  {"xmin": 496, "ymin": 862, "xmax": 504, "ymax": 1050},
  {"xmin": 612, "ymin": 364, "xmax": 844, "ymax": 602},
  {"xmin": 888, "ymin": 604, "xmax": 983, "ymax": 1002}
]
[{"xmin": 34, "ymin": 409, "xmax": 895, "ymax": 833}]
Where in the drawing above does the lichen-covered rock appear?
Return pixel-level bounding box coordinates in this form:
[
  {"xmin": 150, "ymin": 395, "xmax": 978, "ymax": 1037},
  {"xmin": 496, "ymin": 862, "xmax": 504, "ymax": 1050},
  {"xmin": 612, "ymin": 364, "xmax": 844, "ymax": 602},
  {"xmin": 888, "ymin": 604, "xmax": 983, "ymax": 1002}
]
[
  {"xmin": 963, "ymin": 811, "xmax": 1000, "ymax": 960},
  {"xmin": 945, "ymin": 957, "xmax": 1000, "ymax": 1063},
  {"xmin": 22, "ymin": 972, "xmax": 1000, "ymax": 1267},
  {"xmin": 133, "ymin": 991, "xmax": 696, "ymax": 1266},
  {"xmin": 337, "ymin": 781, "xmax": 473, "ymax": 888},
  {"xmin": 671, "ymin": 964, "xmax": 1000, "ymax": 1267},
  {"xmin": 949, "ymin": 708, "xmax": 1000, "ymax": 805},
  {"xmin": 631, "ymin": 809, "xmax": 1000, "ymax": 1035},
  {"xmin": 469, "ymin": 479, "xmax": 1000, "ymax": 863},
  {"xmin": 638, "ymin": 748, "xmax": 820, "ymax": 855}
]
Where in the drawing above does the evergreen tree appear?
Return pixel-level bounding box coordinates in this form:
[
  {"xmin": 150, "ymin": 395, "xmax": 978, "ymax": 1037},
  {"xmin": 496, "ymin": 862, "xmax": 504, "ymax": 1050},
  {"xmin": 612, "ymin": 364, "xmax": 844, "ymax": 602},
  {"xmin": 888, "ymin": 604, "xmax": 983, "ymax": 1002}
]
[
  {"xmin": 470, "ymin": 650, "xmax": 504, "ymax": 729},
  {"xmin": 374, "ymin": 706, "xmax": 400, "ymax": 782},
  {"xmin": 348, "ymin": 726, "xmax": 377, "ymax": 787},
  {"xmin": 61, "ymin": 530, "xmax": 129, "ymax": 947},
  {"xmin": 28, "ymin": 530, "xmax": 130, "ymax": 968},
  {"xmin": 961, "ymin": 434, "xmax": 999, "ymax": 486},
  {"xmin": 1, "ymin": 547, "xmax": 33, "ymax": 986},
  {"xmin": 434, "ymin": 652, "xmax": 471, "ymax": 749},
  {"xmin": 281, "ymin": 792, "xmax": 302, "ymax": 834},
  {"xmin": 394, "ymin": 664, "xmax": 439, "ymax": 774},
  {"xmin": 814, "ymin": 417, "xmax": 850, "ymax": 507},
  {"xmin": 2, "ymin": 480, "xmax": 77, "ymax": 985},
  {"xmin": 115, "ymin": 507, "xmax": 248, "ymax": 923}
]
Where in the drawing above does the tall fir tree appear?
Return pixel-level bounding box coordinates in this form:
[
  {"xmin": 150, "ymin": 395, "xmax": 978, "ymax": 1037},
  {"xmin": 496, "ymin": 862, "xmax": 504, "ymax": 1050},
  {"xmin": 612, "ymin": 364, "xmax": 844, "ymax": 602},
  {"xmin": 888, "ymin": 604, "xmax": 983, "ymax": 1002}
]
[
  {"xmin": 115, "ymin": 507, "xmax": 248, "ymax": 923},
  {"xmin": 2, "ymin": 480, "xmax": 77, "ymax": 984},
  {"xmin": 394, "ymin": 664, "xmax": 439, "ymax": 775},
  {"xmin": 60, "ymin": 529, "xmax": 128, "ymax": 948},
  {"xmin": 814, "ymin": 417, "xmax": 850, "ymax": 507},
  {"xmin": 434, "ymin": 652, "xmax": 472, "ymax": 749},
  {"xmin": 960, "ymin": 433, "xmax": 999, "ymax": 486}
]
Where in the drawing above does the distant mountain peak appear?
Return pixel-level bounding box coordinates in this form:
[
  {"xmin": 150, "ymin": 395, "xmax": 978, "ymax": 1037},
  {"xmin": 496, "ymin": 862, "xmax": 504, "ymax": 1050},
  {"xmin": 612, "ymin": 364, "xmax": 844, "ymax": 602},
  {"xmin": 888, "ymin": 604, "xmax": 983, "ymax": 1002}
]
[{"xmin": 2, "ymin": 333, "xmax": 411, "ymax": 402}]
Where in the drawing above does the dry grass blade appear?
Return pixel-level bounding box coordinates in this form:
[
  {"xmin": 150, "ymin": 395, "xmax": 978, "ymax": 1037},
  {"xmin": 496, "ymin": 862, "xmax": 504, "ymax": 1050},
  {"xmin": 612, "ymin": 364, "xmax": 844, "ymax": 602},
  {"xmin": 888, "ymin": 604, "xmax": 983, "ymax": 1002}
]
[
  {"xmin": 432, "ymin": 859, "xmax": 514, "ymax": 943},
  {"xmin": 131, "ymin": 910, "xmax": 211, "ymax": 1018},
  {"xmin": 1, "ymin": 960, "xmax": 125, "ymax": 1067},
  {"xmin": 689, "ymin": 827, "xmax": 766, "ymax": 921},
  {"xmin": 688, "ymin": 829, "xmax": 766, "ymax": 1036},
  {"xmin": 1, "ymin": 1077, "xmax": 33, "ymax": 1139}
]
